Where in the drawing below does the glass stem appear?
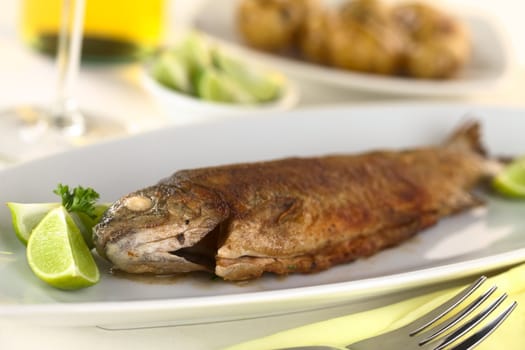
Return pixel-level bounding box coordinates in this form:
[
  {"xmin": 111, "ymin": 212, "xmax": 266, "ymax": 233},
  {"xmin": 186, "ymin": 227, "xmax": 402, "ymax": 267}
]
[{"xmin": 51, "ymin": 0, "xmax": 86, "ymax": 136}]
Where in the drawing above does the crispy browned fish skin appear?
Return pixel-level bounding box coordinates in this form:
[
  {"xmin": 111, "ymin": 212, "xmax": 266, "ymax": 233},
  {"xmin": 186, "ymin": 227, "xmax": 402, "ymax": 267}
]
[{"xmin": 94, "ymin": 122, "xmax": 490, "ymax": 281}]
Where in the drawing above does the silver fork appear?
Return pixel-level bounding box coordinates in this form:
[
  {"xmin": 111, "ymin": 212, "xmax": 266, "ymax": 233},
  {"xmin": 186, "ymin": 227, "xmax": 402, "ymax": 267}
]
[{"xmin": 277, "ymin": 276, "xmax": 517, "ymax": 350}]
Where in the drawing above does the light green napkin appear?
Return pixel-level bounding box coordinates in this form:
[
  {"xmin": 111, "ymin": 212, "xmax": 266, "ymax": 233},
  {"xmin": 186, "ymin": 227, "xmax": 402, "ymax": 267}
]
[{"xmin": 226, "ymin": 263, "xmax": 525, "ymax": 350}]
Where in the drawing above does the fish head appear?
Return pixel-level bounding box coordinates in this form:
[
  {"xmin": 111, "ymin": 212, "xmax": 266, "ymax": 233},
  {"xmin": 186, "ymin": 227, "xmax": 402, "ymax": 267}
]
[{"xmin": 93, "ymin": 182, "xmax": 229, "ymax": 274}]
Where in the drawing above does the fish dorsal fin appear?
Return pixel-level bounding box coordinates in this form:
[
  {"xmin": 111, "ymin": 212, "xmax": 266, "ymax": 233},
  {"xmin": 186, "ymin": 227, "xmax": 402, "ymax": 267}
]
[{"xmin": 444, "ymin": 120, "xmax": 486, "ymax": 156}]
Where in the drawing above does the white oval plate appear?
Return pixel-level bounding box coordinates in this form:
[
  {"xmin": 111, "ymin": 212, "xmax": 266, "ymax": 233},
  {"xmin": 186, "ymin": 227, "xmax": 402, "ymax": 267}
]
[
  {"xmin": 1, "ymin": 103, "xmax": 525, "ymax": 328},
  {"xmin": 193, "ymin": 0, "xmax": 512, "ymax": 96}
]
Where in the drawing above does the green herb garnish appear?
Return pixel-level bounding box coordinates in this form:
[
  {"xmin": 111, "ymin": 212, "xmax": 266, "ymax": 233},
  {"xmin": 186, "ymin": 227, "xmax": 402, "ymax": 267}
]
[{"xmin": 54, "ymin": 184, "xmax": 100, "ymax": 219}]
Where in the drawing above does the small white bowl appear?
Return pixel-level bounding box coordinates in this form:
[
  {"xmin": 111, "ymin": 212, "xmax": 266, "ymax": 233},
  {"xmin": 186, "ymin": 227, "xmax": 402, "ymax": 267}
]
[{"xmin": 142, "ymin": 65, "xmax": 299, "ymax": 125}]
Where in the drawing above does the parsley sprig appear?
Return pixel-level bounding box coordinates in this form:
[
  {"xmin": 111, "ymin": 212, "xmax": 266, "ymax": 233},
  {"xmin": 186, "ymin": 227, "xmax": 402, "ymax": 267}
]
[{"xmin": 54, "ymin": 184, "xmax": 100, "ymax": 219}]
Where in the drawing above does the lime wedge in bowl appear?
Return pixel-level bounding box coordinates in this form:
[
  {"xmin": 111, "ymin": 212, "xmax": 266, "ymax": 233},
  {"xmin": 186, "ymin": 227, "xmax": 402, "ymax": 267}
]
[
  {"xmin": 211, "ymin": 49, "xmax": 283, "ymax": 102},
  {"xmin": 6, "ymin": 202, "xmax": 61, "ymax": 245},
  {"xmin": 142, "ymin": 32, "xmax": 299, "ymax": 122},
  {"xmin": 196, "ymin": 68, "xmax": 258, "ymax": 104},
  {"xmin": 27, "ymin": 206, "xmax": 100, "ymax": 290},
  {"xmin": 492, "ymin": 157, "xmax": 525, "ymax": 198},
  {"xmin": 151, "ymin": 51, "xmax": 193, "ymax": 94}
]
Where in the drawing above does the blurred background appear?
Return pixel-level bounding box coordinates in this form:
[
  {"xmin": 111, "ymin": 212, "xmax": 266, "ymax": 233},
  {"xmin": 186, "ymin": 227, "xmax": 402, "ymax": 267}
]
[{"xmin": 0, "ymin": 0, "xmax": 524, "ymax": 163}]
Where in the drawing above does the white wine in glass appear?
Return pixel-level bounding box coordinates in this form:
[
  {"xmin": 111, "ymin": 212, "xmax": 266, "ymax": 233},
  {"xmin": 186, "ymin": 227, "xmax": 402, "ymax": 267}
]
[
  {"xmin": 21, "ymin": 0, "xmax": 165, "ymax": 61},
  {"xmin": 0, "ymin": 0, "xmax": 126, "ymax": 164}
]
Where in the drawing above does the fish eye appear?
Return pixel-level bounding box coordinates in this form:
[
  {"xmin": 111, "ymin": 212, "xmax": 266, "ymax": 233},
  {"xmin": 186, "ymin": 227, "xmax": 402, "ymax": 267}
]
[
  {"xmin": 124, "ymin": 195, "xmax": 153, "ymax": 212},
  {"xmin": 185, "ymin": 219, "xmax": 190, "ymax": 225}
]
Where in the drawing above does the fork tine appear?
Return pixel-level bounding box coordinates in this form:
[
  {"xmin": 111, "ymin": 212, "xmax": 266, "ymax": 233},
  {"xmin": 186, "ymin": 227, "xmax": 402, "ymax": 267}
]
[
  {"xmin": 409, "ymin": 276, "xmax": 487, "ymax": 336},
  {"xmin": 432, "ymin": 293, "xmax": 508, "ymax": 350},
  {"xmin": 447, "ymin": 301, "xmax": 518, "ymax": 350},
  {"xmin": 417, "ymin": 286, "xmax": 497, "ymax": 345}
]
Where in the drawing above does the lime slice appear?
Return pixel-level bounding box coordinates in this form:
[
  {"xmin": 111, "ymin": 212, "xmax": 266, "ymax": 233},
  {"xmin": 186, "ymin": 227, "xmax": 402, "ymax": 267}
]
[
  {"xmin": 195, "ymin": 69, "xmax": 231, "ymax": 102},
  {"xmin": 27, "ymin": 206, "xmax": 100, "ymax": 290},
  {"xmin": 152, "ymin": 51, "xmax": 193, "ymax": 93},
  {"xmin": 153, "ymin": 34, "xmax": 214, "ymax": 94},
  {"xmin": 179, "ymin": 32, "xmax": 212, "ymax": 71},
  {"xmin": 212, "ymin": 49, "xmax": 282, "ymax": 102},
  {"xmin": 70, "ymin": 203, "xmax": 110, "ymax": 249},
  {"xmin": 6, "ymin": 202, "xmax": 61, "ymax": 245},
  {"xmin": 196, "ymin": 68, "xmax": 257, "ymax": 104},
  {"xmin": 492, "ymin": 157, "xmax": 525, "ymax": 198},
  {"xmin": 152, "ymin": 32, "xmax": 284, "ymax": 104}
]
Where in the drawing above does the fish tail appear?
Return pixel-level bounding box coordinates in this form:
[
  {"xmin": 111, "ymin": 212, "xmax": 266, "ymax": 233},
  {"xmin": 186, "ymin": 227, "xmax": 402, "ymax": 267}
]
[{"xmin": 444, "ymin": 120, "xmax": 487, "ymax": 156}]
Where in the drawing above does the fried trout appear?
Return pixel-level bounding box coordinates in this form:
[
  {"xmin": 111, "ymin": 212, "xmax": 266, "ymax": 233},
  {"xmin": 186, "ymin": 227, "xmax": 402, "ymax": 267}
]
[{"xmin": 94, "ymin": 122, "xmax": 495, "ymax": 281}]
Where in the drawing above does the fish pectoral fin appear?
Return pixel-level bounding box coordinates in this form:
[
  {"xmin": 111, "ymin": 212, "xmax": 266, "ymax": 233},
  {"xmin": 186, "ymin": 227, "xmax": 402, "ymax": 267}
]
[
  {"xmin": 256, "ymin": 196, "xmax": 304, "ymax": 225},
  {"xmin": 276, "ymin": 197, "xmax": 303, "ymax": 223}
]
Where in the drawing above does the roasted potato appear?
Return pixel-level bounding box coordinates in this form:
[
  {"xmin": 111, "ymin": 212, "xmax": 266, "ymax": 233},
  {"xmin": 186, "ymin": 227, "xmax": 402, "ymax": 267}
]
[
  {"xmin": 297, "ymin": 0, "xmax": 333, "ymax": 64},
  {"xmin": 236, "ymin": 0, "xmax": 312, "ymax": 52},
  {"xmin": 235, "ymin": 0, "xmax": 470, "ymax": 79},
  {"xmin": 327, "ymin": 0, "xmax": 406, "ymax": 75},
  {"xmin": 392, "ymin": 2, "xmax": 470, "ymax": 79}
]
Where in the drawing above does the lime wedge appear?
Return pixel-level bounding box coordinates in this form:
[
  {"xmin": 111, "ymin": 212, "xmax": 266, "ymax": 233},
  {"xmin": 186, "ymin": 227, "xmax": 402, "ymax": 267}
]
[
  {"xmin": 212, "ymin": 49, "xmax": 282, "ymax": 102},
  {"xmin": 195, "ymin": 69, "xmax": 231, "ymax": 102},
  {"xmin": 151, "ymin": 32, "xmax": 284, "ymax": 104},
  {"xmin": 27, "ymin": 206, "xmax": 100, "ymax": 290},
  {"xmin": 196, "ymin": 68, "xmax": 257, "ymax": 104},
  {"xmin": 70, "ymin": 203, "xmax": 110, "ymax": 249},
  {"xmin": 152, "ymin": 51, "xmax": 193, "ymax": 93},
  {"xmin": 6, "ymin": 202, "xmax": 61, "ymax": 245},
  {"xmin": 179, "ymin": 32, "xmax": 212, "ymax": 71},
  {"xmin": 492, "ymin": 157, "xmax": 525, "ymax": 198}
]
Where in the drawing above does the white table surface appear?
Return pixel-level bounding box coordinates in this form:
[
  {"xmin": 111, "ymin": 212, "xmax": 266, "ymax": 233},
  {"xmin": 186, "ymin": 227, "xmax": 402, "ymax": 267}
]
[{"xmin": 1, "ymin": 1, "xmax": 524, "ymax": 349}]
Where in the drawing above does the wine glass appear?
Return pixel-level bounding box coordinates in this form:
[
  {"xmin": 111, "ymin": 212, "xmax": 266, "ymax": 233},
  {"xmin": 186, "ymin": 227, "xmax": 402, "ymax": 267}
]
[{"xmin": 0, "ymin": 0, "xmax": 125, "ymax": 165}]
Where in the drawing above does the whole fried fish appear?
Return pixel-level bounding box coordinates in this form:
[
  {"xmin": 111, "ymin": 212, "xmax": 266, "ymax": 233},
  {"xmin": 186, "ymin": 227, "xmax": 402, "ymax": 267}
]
[{"xmin": 94, "ymin": 122, "xmax": 494, "ymax": 281}]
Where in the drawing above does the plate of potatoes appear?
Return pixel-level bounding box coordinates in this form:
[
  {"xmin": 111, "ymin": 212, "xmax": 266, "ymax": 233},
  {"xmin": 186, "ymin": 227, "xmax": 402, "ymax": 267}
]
[{"xmin": 193, "ymin": 0, "xmax": 512, "ymax": 96}]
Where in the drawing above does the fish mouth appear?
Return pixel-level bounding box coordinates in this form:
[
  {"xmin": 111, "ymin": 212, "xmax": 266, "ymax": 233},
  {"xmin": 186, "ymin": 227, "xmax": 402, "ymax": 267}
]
[
  {"xmin": 168, "ymin": 225, "xmax": 220, "ymax": 270},
  {"xmin": 103, "ymin": 222, "xmax": 223, "ymax": 275}
]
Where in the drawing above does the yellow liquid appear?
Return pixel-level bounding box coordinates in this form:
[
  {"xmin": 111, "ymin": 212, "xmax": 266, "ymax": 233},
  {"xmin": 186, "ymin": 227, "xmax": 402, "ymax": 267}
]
[{"xmin": 20, "ymin": 0, "xmax": 166, "ymax": 60}]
